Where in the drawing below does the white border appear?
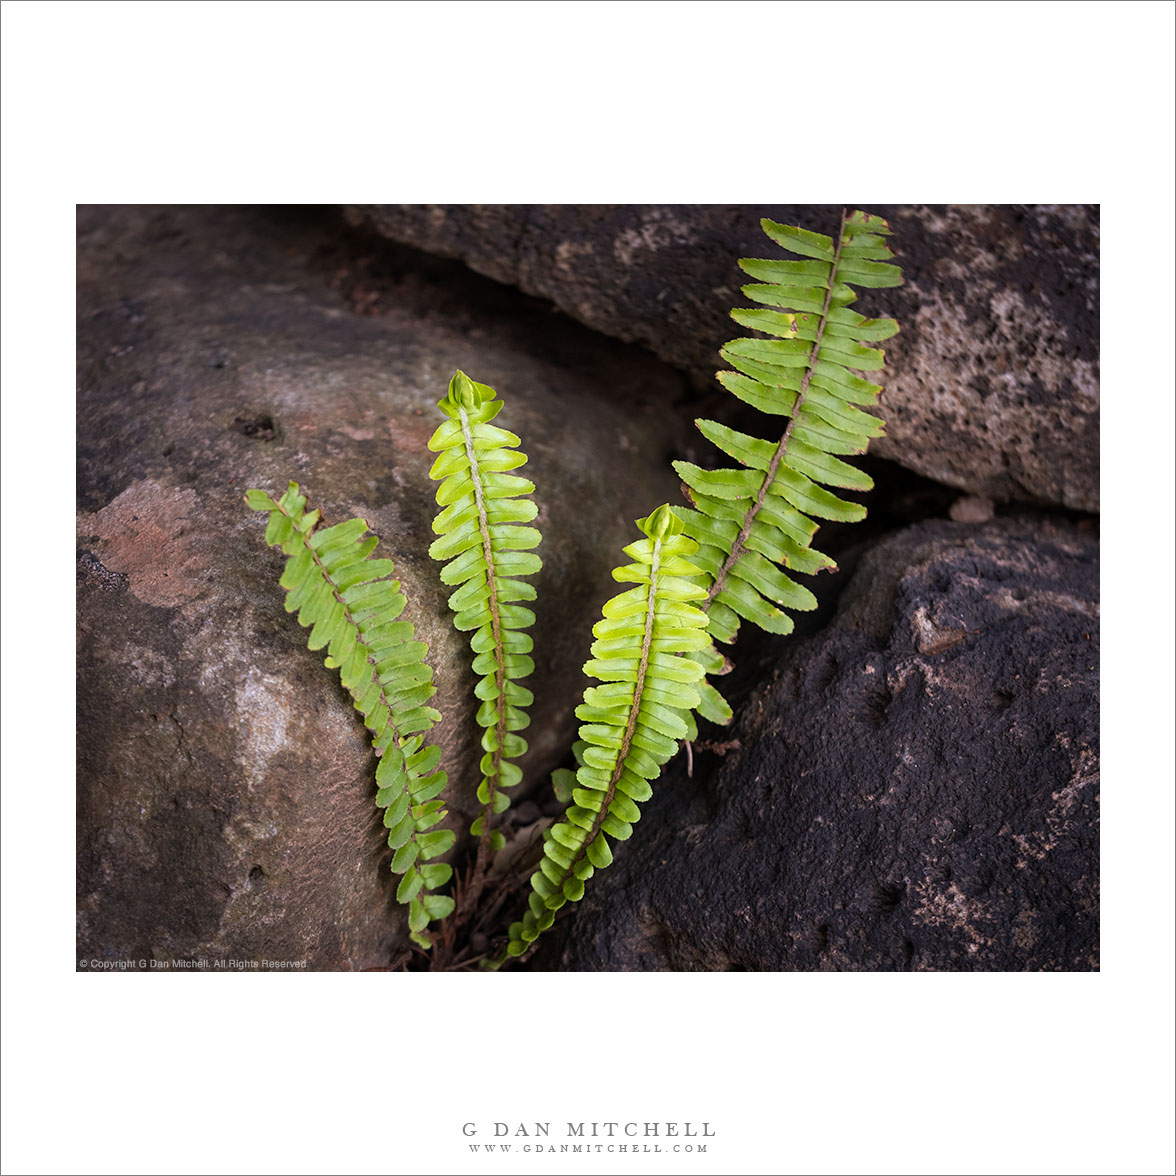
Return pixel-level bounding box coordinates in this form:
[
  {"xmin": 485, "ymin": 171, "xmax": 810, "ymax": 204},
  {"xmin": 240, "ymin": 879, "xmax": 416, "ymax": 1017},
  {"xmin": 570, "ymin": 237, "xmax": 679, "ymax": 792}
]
[{"xmin": 2, "ymin": 2, "xmax": 1173, "ymax": 1174}]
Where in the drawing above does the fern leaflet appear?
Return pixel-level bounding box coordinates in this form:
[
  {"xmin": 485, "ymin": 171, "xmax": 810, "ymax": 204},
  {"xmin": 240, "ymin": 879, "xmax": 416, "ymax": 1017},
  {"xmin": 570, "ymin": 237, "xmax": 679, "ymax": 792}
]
[
  {"xmin": 500, "ymin": 504, "xmax": 709, "ymax": 959},
  {"xmin": 676, "ymin": 208, "xmax": 902, "ymax": 646},
  {"xmin": 427, "ymin": 371, "xmax": 541, "ymax": 901},
  {"xmin": 246, "ymin": 482, "xmax": 456, "ymax": 948}
]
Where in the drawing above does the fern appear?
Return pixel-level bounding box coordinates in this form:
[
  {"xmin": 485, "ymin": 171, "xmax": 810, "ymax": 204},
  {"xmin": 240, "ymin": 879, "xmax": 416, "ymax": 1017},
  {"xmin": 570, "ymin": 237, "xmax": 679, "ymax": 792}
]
[
  {"xmin": 676, "ymin": 208, "xmax": 902, "ymax": 645},
  {"xmin": 245, "ymin": 482, "xmax": 456, "ymax": 947},
  {"xmin": 244, "ymin": 209, "xmax": 902, "ymax": 969},
  {"xmin": 495, "ymin": 209, "xmax": 900, "ymax": 965},
  {"xmin": 426, "ymin": 371, "xmax": 541, "ymax": 906},
  {"xmin": 500, "ymin": 504, "xmax": 710, "ymax": 959}
]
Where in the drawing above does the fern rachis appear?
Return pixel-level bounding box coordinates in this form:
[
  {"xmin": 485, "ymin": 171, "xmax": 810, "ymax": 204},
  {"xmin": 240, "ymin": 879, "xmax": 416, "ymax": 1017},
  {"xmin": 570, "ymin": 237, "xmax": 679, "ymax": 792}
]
[
  {"xmin": 501, "ymin": 504, "xmax": 709, "ymax": 960},
  {"xmin": 427, "ymin": 371, "xmax": 541, "ymax": 916},
  {"xmin": 245, "ymin": 482, "xmax": 456, "ymax": 947},
  {"xmin": 706, "ymin": 221, "xmax": 861, "ymax": 605},
  {"xmin": 676, "ymin": 209, "xmax": 902, "ymax": 647}
]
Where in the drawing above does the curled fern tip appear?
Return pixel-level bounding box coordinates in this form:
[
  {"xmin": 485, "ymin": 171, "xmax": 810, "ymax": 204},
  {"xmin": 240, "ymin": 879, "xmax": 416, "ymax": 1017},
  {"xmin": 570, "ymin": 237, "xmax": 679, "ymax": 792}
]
[
  {"xmin": 637, "ymin": 503, "xmax": 685, "ymax": 540},
  {"xmin": 440, "ymin": 369, "xmax": 497, "ymax": 417}
]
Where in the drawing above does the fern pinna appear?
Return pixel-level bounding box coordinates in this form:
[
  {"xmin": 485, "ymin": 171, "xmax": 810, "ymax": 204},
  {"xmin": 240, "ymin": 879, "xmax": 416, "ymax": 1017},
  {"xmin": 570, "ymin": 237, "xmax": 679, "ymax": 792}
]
[
  {"xmin": 675, "ymin": 209, "xmax": 902, "ymax": 644},
  {"xmin": 427, "ymin": 371, "xmax": 541, "ymax": 903},
  {"xmin": 501, "ymin": 504, "xmax": 709, "ymax": 959},
  {"xmin": 245, "ymin": 483, "xmax": 455, "ymax": 947}
]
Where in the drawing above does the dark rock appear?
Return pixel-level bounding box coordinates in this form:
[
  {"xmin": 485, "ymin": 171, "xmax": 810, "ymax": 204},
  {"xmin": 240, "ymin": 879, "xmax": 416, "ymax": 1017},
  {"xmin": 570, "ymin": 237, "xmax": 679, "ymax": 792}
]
[
  {"xmin": 346, "ymin": 204, "xmax": 1099, "ymax": 511},
  {"xmin": 531, "ymin": 517, "xmax": 1099, "ymax": 971},
  {"xmin": 76, "ymin": 205, "xmax": 688, "ymax": 970}
]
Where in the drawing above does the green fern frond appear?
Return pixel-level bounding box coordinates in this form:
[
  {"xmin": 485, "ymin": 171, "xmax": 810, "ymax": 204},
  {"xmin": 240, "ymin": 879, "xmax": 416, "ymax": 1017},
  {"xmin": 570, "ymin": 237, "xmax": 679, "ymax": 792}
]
[
  {"xmin": 427, "ymin": 371, "xmax": 542, "ymax": 867},
  {"xmin": 501, "ymin": 504, "xmax": 710, "ymax": 960},
  {"xmin": 245, "ymin": 482, "xmax": 456, "ymax": 948},
  {"xmin": 675, "ymin": 209, "xmax": 902, "ymax": 648}
]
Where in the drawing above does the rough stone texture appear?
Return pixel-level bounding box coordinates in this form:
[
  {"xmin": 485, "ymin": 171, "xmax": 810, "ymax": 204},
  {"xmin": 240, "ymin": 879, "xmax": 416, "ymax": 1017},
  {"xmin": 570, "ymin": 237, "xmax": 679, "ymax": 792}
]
[
  {"xmin": 532, "ymin": 517, "xmax": 1099, "ymax": 971},
  {"xmin": 76, "ymin": 205, "xmax": 688, "ymax": 970},
  {"xmin": 346, "ymin": 204, "xmax": 1099, "ymax": 511}
]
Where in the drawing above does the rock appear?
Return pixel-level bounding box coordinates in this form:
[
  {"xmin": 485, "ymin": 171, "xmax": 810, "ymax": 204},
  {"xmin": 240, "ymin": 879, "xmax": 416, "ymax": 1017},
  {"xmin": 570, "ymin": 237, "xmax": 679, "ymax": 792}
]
[
  {"xmin": 532, "ymin": 517, "xmax": 1099, "ymax": 971},
  {"xmin": 949, "ymin": 495, "xmax": 996, "ymax": 524},
  {"xmin": 76, "ymin": 205, "xmax": 688, "ymax": 970},
  {"xmin": 346, "ymin": 204, "xmax": 1099, "ymax": 511}
]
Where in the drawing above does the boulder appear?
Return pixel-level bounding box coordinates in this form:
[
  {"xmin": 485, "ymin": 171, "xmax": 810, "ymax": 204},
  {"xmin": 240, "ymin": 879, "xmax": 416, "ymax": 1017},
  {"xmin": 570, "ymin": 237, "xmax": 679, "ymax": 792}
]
[
  {"xmin": 76, "ymin": 205, "xmax": 687, "ymax": 970},
  {"xmin": 346, "ymin": 204, "xmax": 1099, "ymax": 511},
  {"xmin": 533, "ymin": 516, "xmax": 1099, "ymax": 971}
]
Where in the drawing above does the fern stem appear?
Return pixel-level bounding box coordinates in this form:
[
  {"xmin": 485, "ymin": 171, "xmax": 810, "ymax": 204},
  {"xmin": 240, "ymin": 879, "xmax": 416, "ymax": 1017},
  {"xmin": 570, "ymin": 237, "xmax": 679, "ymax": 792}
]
[
  {"xmin": 458, "ymin": 403, "xmax": 508, "ymax": 907},
  {"xmin": 550, "ymin": 534, "xmax": 662, "ymax": 891},
  {"xmin": 267, "ymin": 497, "xmax": 451, "ymax": 935},
  {"xmin": 272, "ymin": 499, "xmax": 417, "ymax": 763},
  {"xmin": 250, "ymin": 483, "xmax": 457, "ymax": 947},
  {"xmin": 704, "ymin": 207, "xmax": 848, "ymax": 608}
]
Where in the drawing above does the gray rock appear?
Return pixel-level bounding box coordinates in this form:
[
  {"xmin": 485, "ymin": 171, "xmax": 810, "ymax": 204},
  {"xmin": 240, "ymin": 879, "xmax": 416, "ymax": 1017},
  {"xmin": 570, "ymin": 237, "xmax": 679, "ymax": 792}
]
[
  {"xmin": 76, "ymin": 205, "xmax": 687, "ymax": 970},
  {"xmin": 532, "ymin": 517, "xmax": 1100, "ymax": 971},
  {"xmin": 346, "ymin": 204, "xmax": 1099, "ymax": 511}
]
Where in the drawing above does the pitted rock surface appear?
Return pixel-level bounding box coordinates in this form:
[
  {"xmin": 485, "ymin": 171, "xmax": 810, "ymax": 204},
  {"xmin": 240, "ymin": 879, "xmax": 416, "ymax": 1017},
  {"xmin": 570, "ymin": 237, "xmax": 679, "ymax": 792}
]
[
  {"xmin": 346, "ymin": 204, "xmax": 1099, "ymax": 511},
  {"xmin": 533, "ymin": 517, "xmax": 1099, "ymax": 971}
]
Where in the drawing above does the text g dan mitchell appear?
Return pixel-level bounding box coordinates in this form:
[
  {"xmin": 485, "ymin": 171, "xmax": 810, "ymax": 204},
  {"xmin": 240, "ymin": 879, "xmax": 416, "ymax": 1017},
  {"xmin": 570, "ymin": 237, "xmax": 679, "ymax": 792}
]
[{"xmin": 462, "ymin": 1123, "xmax": 714, "ymax": 1138}]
